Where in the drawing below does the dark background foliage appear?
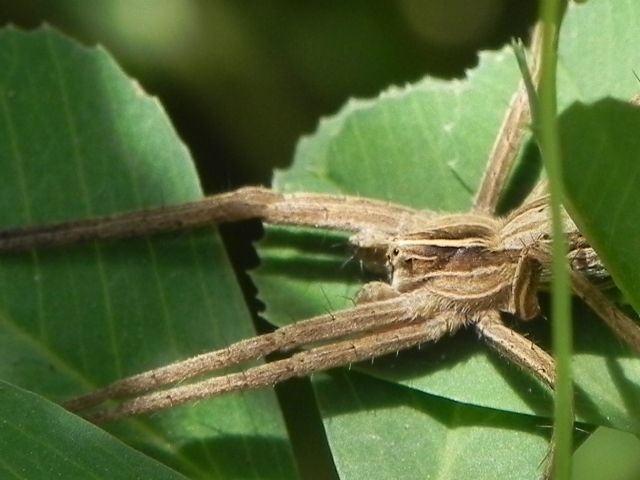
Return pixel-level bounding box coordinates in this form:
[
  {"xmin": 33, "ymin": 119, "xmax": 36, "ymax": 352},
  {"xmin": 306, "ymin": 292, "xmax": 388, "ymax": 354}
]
[{"xmin": 0, "ymin": 1, "xmax": 536, "ymax": 189}]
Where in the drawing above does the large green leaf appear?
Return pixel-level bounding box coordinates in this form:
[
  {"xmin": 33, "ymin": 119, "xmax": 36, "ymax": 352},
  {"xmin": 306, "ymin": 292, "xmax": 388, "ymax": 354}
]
[
  {"xmin": 0, "ymin": 27, "xmax": 297, "ymax": 479},
  {"xmin": 0, "ymin": 380, "xmax": 186, "ymax": 479},
  {"xmin": 557, "ymin": 0, "xmax": 640, "ymax": 106},
  {"xmin": 552, "ymin": 0, "xmax": 640, "ymax": 435},
  {"xmin": 572, "ymin": 426, "xmax": 640, "ymax": 480},
  {"xmin": 254, "ymin": 1, "xmax": 640, "ymax": 478},
  {"xmin": 315, "ymin": 371, "xmax": 548, "ymax": 480},
  {"xmin": 560, "ymin": 99, "xmax": 640, "ymax": 331}
]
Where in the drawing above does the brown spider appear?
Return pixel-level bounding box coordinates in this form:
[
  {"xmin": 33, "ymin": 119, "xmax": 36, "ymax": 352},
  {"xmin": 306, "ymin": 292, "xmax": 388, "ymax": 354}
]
[{"xmin": 1, "ymin": 24, "xmax": 639, "ymax": 480}]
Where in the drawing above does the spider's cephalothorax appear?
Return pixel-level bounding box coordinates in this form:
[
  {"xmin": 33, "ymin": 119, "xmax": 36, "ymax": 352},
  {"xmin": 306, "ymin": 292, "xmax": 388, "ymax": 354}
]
[{"xmin": 384, "ymin": 227, "xmax": 541, "ymax": 320}]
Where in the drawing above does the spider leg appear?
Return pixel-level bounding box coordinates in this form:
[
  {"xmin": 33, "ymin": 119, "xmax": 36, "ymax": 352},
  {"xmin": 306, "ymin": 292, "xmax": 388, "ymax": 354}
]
[
  {"xmin": 569, "ymin": 270, "xmax": 640, "ymax": 353},
  {"xmin": 529, "ymin": 245, "xmax": 640, "ymax": 354},
  {"xmin": 475, "ymin": 310, "xmax": 557, "ymax": 480},
  {"xmin": 474, "ymin": 310, "xmax": 555, "ymax": 388},
  {"xmin": 474, "ymin": 24, "xmax": 542, "ymax": 214},
  {"xmin": 0, "ymin": 187, "xmax": 436, "ymax": 251},
  {"xmin": 65, "ymin": 289, "xmax": 426, "ymax": 412},
  {"xmin": 84, "ymin": 309, "xmax": 463, "ymax": 423}
]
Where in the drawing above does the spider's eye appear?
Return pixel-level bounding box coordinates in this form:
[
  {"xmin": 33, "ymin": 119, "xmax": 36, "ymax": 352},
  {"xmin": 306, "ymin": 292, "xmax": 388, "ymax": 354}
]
[{"xmin": 392, "ymin": 248, "xmax": 400, "ymax": 256}]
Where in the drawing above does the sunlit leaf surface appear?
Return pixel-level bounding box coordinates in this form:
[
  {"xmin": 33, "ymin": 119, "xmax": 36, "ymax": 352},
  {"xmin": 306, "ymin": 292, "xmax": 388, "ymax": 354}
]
[{"xmin": 0, "ymin": 27, "xmax": 297, "ymax": 480}]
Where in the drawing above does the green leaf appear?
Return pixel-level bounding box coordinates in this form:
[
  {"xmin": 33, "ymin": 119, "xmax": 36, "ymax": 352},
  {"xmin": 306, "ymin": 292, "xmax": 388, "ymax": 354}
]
[
  {"xmin": 557, "ymin": 0, "xmax": 640, "ymax": 436},
  {"xmin": 0, "ymin": 380, "xmax": 186, "ymax": 479},
  {"xmin": 316, "ymin": 371, "xmax": 549, "ymax": 480},
  {"xmin": 0, "ymin": 27, "xmax": 297, "ymax": 479},
  {"xmin": 560, "ymin": 99, "xmax": 640, "ymax": 324},
  {"xmin": 572, "ymin": 426, "xmax": 640, "ymax": 480},
  {"xmin": 254, "ymin": 1, "xmax": 640, "ymax": 477},
  {"xmin": 557, "ymin": 1, "xmax": 640, "ymax": 106},
  {"xmin": 561, "ymin": 99, "xmax": 640, "ymax": 424}
]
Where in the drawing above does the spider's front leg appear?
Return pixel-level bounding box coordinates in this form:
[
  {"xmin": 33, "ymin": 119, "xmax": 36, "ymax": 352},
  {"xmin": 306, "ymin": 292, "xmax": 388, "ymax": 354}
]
[
  {"xmin": 86, "ymin": 307, "xmax": 463, "ymax": 423},
  {"xmin": 0, "ymin": 187, "xmax": 436, "ymax": 252},
  {"xmin": 65, "ymin": 290, "xmax": 424, "ymax": 419},
  {"xmin": 69, "ymin": 227, "xmax": 490, "ymax": 423},
  {"xmin": 65, "ymin": 234, "xmax": 457, "ymax": 421}
]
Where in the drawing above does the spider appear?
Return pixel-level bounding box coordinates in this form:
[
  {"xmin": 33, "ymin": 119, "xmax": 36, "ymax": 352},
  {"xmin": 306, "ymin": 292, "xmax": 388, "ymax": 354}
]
[{"xmin": 1, "ymin": 25, "xmax": 639, "ymax": 480}]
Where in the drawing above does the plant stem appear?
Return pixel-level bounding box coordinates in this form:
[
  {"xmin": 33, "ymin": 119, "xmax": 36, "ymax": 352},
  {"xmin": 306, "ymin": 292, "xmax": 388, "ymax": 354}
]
[{"xmin": 538, "ymin": 1, "xmax": 573, "ymax": 479}]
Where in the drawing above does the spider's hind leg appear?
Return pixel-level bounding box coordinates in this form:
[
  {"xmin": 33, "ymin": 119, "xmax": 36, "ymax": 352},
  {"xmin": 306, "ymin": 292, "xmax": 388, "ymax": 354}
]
[
  {"xmin": 570, "ymin": 271, "xmax": 640, "ymax": 354},
  {"xmin": 529, "ymin": 243, "xmax": 640, "ymax": 354},
  {"xmin": 474, "ymin": 310, "xmax": 557, "ymax": 480},
  {"xmin": 474, "ymin": 310, "xmax": 555, "ymax": 390}
]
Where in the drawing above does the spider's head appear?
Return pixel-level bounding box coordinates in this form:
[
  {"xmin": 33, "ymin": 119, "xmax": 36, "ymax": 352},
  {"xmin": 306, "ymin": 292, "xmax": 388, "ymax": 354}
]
[{"xmin": 386, "ymin": 240, "xmax": 458, "ymax": 293}]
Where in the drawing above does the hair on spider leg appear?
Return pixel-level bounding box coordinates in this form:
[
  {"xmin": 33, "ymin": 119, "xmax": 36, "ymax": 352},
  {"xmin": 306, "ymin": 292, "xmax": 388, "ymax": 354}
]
[
  {"xmin": 318, "ymin": 287, "xmax": 338, "ymax": 321},
  {"xmin": 346, "ymin": 293, "xmax": 358, "ymax": 308}
]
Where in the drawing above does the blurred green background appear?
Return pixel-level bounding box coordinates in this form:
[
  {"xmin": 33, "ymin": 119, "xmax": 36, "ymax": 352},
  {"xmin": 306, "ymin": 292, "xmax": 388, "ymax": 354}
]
[
  {"xmin": 3, "ymin": 2, "xmax": 638, "ymax": 480},
  {"xmin": 0, "ymin": 0, "xmax": 536, "ymax": 191}
]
